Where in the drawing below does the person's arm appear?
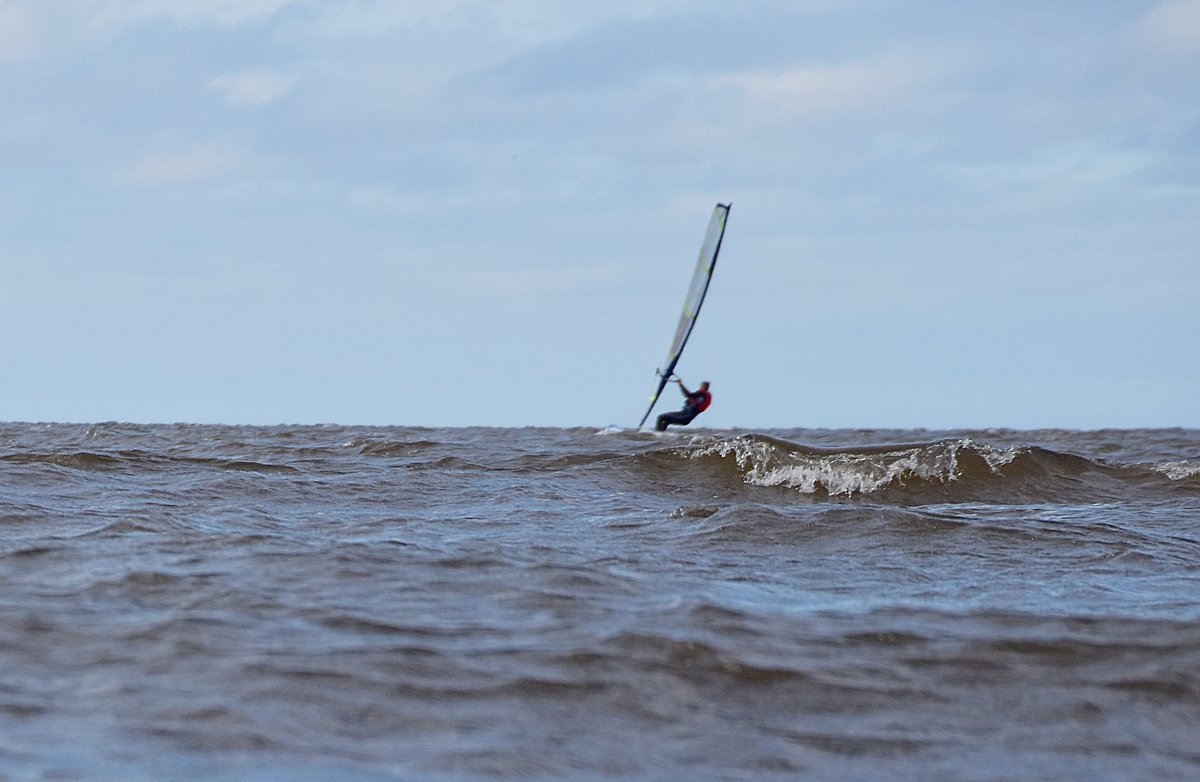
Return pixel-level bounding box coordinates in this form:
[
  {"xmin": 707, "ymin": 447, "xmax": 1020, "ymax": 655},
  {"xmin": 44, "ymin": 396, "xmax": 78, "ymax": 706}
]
[{"xmin": 674, "ymin": 378, "xmax": 692, "ymax": 397}]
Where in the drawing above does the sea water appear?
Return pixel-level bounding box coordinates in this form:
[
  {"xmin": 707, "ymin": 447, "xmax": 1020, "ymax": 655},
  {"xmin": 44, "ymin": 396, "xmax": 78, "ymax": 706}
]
[{"xmin": 1, "ymin": 423, "xmax": 1198, "ymax": 780}]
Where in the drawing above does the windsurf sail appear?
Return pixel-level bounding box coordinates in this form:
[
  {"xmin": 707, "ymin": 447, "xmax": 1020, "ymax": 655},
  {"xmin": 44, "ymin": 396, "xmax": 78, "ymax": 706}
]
[{"xmin": 637, "ymin": 202, "xmax": 731, "ymax": 429}]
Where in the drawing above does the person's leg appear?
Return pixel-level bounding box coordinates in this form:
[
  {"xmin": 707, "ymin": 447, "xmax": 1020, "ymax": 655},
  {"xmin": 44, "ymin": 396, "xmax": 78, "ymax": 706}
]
[{"xmin": 656, "ymin": 410, "xmax": 691, "ymax": 431}]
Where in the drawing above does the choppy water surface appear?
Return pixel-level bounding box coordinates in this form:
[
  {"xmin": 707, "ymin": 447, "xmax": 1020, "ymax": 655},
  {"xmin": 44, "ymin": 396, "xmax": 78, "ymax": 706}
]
[{"xmin": 2, "ymin": 423, "xmax": 1198, "ymax": 780}]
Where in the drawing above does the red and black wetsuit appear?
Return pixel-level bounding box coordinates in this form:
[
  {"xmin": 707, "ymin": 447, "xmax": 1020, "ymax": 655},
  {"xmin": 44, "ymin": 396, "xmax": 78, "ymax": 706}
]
[
  {"xmin": 686, "ymin": 389, "xmax": 712, "ymax": 415},
  {"xmin": 656, "ymin": 386, "xmax": 711, "ymax": 431}
]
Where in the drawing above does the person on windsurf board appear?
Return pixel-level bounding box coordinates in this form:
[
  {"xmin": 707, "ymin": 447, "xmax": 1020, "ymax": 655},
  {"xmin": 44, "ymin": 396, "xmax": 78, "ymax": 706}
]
[{"xmin": 655, "ymin": 377, "xmax": 711, "ymax": 431}]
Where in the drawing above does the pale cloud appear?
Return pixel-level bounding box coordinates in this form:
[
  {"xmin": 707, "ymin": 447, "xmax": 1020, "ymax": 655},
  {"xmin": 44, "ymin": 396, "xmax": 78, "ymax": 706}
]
[
  {"xmin": 0, "ymin": 111, "xmax": 48, "ymax": 141},
  {"xmin": 0, "ymin": 1, "xmax": 35, "ymax": 61},
  {"xmin": 957, "ymin": 143, "xmax": 1156, "ymax": 190},
  {"xmin": 662, "ymin": 54, "xmax": 934, "ymax": 150},
  {"xmin": 461, "ymin": 264, "xmax": 622, "ymax": 296},
  {"xmin": 86, "ymin": 0, "xmax": 298, "ymax": 29},
  {"xmin": 1133, "ymin": 0, "xmax": 1200, "ymax": 57},
  {"xmin": 712, "ymin": 56, "xmax": 930, "ymax": 121},
  {"xmin": 312, "ymin": 0, "xmax": 698, "ymax": 43},
  {"xmin": 124, "ymin": 143, "xmax": 252, "ymax": 185},
  {"xmin": 350, "ymin": 187, "xmax": 422, "ymax": 216},
  {"xmin": 210, "ymin": 70, "xmax": 295, "ymax": 105}
]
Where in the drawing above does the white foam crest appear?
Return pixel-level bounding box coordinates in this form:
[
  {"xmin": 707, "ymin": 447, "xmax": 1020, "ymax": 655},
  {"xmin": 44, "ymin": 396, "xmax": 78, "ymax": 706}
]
[
  {"xmin": 1155, "ymin": 460, "xmax": 1200, "ymax": 481},
  {"xmin": 691, "ymin": 437, "xmax": 1012, "ymax": 495}
]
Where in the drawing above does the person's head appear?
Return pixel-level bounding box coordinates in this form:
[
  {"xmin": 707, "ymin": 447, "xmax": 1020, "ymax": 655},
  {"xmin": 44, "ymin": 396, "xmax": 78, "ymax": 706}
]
[{"xmin": 700, "ymin": 381, "xmax": 710, "ymax": 391}]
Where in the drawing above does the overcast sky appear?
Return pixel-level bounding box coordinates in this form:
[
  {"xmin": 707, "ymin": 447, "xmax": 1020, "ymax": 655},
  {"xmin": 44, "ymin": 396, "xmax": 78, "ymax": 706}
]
[{"xmin": 2, "ymin": 0, "xmax": 1197, "ymax": 428}]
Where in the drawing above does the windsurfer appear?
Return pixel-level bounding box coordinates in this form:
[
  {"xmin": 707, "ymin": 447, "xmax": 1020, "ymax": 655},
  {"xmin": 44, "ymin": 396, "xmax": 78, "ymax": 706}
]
[{"xmin": 655, "ymin": 378, "xmax": 711, "ymax": 431}]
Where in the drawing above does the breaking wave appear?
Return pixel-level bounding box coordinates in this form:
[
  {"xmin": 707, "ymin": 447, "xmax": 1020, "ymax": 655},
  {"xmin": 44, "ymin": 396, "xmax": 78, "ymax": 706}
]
[{"xmin": 671, "ymin": 434, "xmax": 1187, "ymax": 502}]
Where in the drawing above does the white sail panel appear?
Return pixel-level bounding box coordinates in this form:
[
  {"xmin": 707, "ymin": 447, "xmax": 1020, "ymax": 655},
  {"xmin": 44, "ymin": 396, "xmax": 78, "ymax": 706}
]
[{"xmin": 664, "ymin": 204, "xmax": 729, "ymax": 372}]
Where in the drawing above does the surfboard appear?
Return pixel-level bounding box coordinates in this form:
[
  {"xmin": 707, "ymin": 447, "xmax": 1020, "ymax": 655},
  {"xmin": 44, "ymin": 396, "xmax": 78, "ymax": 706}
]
[{"xmin": 637, "ymin": 203, "xmax": 731, "ymax": 430}]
